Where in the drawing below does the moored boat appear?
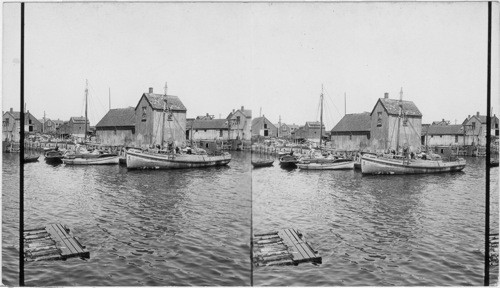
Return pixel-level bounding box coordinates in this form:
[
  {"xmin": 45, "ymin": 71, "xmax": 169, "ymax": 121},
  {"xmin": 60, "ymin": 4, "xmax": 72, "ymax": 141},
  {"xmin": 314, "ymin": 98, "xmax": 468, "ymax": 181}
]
[
  {"xmin": 251, "ymin": 159, "xmax": 274, "ymax": 168},
  {"xmin": 126, "ymin": 148, "xmax": 231, "ymax": 169},
  {"xmin": 62, "ymin": 153, "xmax": 120, "ymax": 165},
  {"xmin": 297, "ymin": 158, "xmax": 355, "ymax": 170},
  {"xmin": 361, "ymin": 153, "xmax": 466, "ymax": 175},
  {"xmin": 23, "ymin": 155, "xmax": 39, "ymax": 163},
  {"xmin": 45, "ymin": 150, "xmax": 64, "ymax": 164},
  {"xmin": 279, "ymin": 154, "xmax": 299, "ymax": 168}
]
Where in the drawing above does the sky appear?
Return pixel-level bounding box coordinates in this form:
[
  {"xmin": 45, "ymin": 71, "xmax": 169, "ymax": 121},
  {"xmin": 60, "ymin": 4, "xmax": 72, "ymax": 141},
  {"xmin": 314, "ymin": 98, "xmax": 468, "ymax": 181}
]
[{"xmin": 2, "ymin": 2, "xmax": 499, "ymax": 130}]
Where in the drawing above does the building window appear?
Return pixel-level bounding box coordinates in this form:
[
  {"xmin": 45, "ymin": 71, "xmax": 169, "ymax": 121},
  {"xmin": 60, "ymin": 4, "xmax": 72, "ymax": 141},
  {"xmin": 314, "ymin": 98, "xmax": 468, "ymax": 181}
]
[
  {"xmin": 440, "ymin": 135, "xmax": 442, "ymax": 138},
  {"xmin": 377, "ymin": 112, "xmax": 382, "ymax": 127},
  {"xmin": 264, "ymin": 123, "xmax": 268, "ymax": 129},
  {"xmin": 403, "ymin": 116, "xmax": 408, "ymax": 126},
  {"xmin": 236, "ymin": 116, "xmax": 241, "ymax": 124},
  {"xmin": 220, "ymin": 130, "xmax": 223, "ymax": 137},
  {"xmin": 471, "ymin": 122, "xmax": 476, "ymax": 130},
  {"xmin": 204, "ymin": 129, "xmax": 207, "ymax": 132},
  {"xmin": 496, "ymin": 123, "xmax": 498, "ymax": 129},
  {"xmin": 349, "ymin": 134, "xmax": 352, "ymax": 140},
  {"xmin": 455, "ymin": 135, "xmax": 458, "ymax": 142},
  {"xmin": 142, "ymin": 106, "xmax": 147, "ymax": 121}
]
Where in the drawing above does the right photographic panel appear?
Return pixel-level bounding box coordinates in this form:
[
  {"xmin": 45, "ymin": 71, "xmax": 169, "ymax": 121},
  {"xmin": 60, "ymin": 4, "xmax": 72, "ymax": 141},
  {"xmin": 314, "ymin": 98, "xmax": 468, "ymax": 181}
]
[{"xmin": 250, "ymin": 1, "xmax": 499, "ymax": 286}]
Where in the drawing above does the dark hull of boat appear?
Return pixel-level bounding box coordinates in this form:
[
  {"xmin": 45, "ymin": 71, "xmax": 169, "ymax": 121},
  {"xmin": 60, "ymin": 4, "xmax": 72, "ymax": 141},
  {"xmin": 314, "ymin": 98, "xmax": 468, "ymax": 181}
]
[
  {"xmin": 252, "ymin": 160, "xmax": 274, "ymax": 168},
  {"xmin": 45, "ymin": 156, "xmax": 63, "ymax": 164},
  {"xmin": 23, "ymin": 156, "xmax": 39, "ymax": 163}
]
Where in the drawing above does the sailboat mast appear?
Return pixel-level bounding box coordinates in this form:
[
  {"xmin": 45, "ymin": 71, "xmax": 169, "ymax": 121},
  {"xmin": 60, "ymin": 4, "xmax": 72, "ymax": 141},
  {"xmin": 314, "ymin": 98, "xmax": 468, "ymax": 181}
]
[
  {"xmin": 319, "ymin": 85, "xmax": 324, "ymax": 148},
  {"xmin": 85, "ymin": 79, "xmax": 88, "ymax": 143},
  {"xmin": 161, "ymin": 100, "xmax": 166, "ymax": 149},
  {"xmin": 395, "ymin": 87, "xmax": 403, "ymax": 153}
]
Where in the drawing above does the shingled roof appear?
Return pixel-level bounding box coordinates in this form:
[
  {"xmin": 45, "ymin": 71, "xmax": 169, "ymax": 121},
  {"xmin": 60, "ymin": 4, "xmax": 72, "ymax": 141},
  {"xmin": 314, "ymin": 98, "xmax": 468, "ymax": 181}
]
[
  {"xmin": 187, "ymin": 119, "xmax": 228, "ymax": 130},
  {"xmin": 140, "ymin": 93, "xmax": 187, "ymax": 112},
  {"xmin": 96, "ymin": 107, "xmax": 136, "ymax": 128},
  {"xmin": 331, "ymin": 112, "xmax": 371, "ymax": 133},
  {"xmin": 426, "ymin": 124, "xmax": 464, "ymax": 135},
  {"xmin": 70, "ymin": 117, "xmax": 89, "ymax": 124},
  {"xmin": 371, "ymin": 98, "xmax": 422, "ymax": 117}
]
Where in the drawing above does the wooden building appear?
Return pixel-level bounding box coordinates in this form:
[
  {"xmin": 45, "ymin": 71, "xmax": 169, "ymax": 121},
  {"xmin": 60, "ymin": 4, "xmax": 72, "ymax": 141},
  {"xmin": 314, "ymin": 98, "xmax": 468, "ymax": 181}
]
[
  {"xmin": 275, "ymin": 123, "xmax": 292, "ymax": 139},
  {"xmin": 95, "ymin": 107, "xmax": 136, "ymax": 146},
  {"xmin": 227, "ymin": 106, "xmax": 252, "ymax": 141},
  {"xmin": 330, "ymin": 112, "xmax": 371, "ymax": 151},
  {"xmin": 2, "ymin": 108, "xmax": 20, "ymax": 142},
  {"xmin": 64, "ymin": 117, "xmax": 90, "ymax": 138},
  {"xmin": 462, "ymin": 112, "xmax": 500, "ymax": 146},
  {"xmin": 186, "ymin": 118, "xmax": 229, "ymax": 141},
  {"xmin": 423, "ymin": 124, "xmax": 464, "ymax": 146},
  {"xmin": 134, "ymin": 87, "xmax": 187, "ymax": 148},
  {"xmin": 25, "ymin": 111, "xmax": 42, "ymax": 133},
  {"xmin": 251, "ymin": 115, "xmax": 277, "ymax": 138},
  {"xmin": 370, "ymin": 92, "xmax": 422, "ymax": 152},
  {"xmin": 303, "ymin": 121, "xmax": 326, "ymax": 143}
]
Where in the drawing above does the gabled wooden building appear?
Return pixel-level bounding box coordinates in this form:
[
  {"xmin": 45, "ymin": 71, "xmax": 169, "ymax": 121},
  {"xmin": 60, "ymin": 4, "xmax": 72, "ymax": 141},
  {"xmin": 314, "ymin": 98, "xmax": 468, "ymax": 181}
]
[
  {"xmin": 186, "ymin": 118, "xmax": 229, "ymax": 141},
  {"xmin": 227, "ymin": 106, "xmax": 252, "ymax": 141},
  {"xmin": 330, "ymin": 112, "xmax": 371, "ymax": 150},
  {"xmin": 370, "ymin": 92, "xmax": 422, "ymax": 152},
  {"xmin": 95, "ymin": 107, "xmax": 136, "ymax": 146},
  {"xmin": 2, "ymin": 108, "xmax": 20, "ymax": 142},
  {"xmin": 134, "ymin": 87, "xmax": 187, "ymax": 148},
  {"xmin": 251, "ymin": 115, "xmax": 277, "ymax": 138}
]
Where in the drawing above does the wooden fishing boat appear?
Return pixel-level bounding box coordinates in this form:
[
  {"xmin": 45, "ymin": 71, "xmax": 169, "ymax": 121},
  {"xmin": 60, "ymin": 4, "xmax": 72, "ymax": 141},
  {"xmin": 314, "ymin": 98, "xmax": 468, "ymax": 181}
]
[
  {"xmin": 23, "ymin": 155, "xmax": 39, "ymax": 163},
  {"xmin": 126, "ymin": 148, "xmax": 231, "ymax": 169},
  {"xmin": 279, "ymin": 154, "xmax": 298, "ymax": 168},
  {"xmin": 62, "ymin": 153, "xmax": 120, "ymax": 165},
  {"xmin": 251, "ymin": 159, "xmax": 274, "ymax": 168},
  {"xmin": 297, "ymin": 158, "xmax": 355, "ymax": 170},
  {"xmin": 361, "ymin": 153, "xmax": 466, "ymax": 175},
  {"xmin": 45, "ymin": 150, "xmax": 64, "ymax": 164},
  {"xmin": 490, "ymin": 159, "xmax": 499, "ymax": 167}
]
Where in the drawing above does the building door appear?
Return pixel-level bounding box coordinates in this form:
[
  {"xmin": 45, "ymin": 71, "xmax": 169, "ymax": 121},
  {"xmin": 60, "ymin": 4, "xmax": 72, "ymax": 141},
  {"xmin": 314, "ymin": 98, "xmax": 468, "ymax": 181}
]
[{"xmin": 264, "ymin": 130, "xmax": 268, "ymax": 137}]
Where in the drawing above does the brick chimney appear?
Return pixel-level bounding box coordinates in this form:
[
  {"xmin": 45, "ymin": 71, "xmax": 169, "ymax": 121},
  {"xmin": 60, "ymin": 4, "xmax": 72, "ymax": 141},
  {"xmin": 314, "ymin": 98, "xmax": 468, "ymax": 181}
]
[
  {"xmin": 384, "ymin": 92, "xmax": 389, "ymax": 99},
  {"xmin": 232, "ymin": 109, "xmax": 235, "ymax": 113},
  {"xmin": 9, "ymin": 108, "xmax": 13, "ymax": 113},
  {"xmin": 477, "ymin": 111, "xmax": 480, "ymax": 117},
  {"xmin": 241, "ymin": 106, "xmax": 244, "ymax": 111},
  {"xmin": 149, "ymin": 87, "xmax": 153, "ymax": 94}
]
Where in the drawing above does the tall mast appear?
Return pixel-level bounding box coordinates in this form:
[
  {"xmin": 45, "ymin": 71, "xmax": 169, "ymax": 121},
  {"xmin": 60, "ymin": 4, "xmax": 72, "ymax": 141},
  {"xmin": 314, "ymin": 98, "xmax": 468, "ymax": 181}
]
[
  {"xmin": 395, "ymin": 87, "xmax": 403, "ymax": 153},
  {"xmin": 161, "ymin": 99, "xmax": 166, "ymax": 149},
  {"xmin": 85, "ymin": 79, "xmax": 88, "ymax": 143},
  {"xmin": 319, "ymin": 84, "xmax": 324, "ymax": 149}
]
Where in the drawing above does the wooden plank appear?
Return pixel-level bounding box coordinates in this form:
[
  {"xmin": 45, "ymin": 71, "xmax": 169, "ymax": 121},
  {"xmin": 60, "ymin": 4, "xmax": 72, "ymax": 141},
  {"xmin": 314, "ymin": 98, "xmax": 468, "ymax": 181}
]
[
  {"xmin": 283, "ymin": 229, "xmax": 311, "ymax": 261},
  {"xmin": 254, "ymin": 231, "xmax": 279, "ymax": 237},
  {"xmin": 51, "ymin": 224, "xmax": 81, "ymax": 254},
  {"xmin": 54, "ymin": 224, "xmax": 87, "ymax": 254},
  {"xmin": 45, "ymin": 225, "xmax": 78, "ymax": 257},
  {"xmin": 290, "ymin": 229, "xmax": 321, "ymax": 263},
  {"xmin": 279, "ymin": 230, "xmax": 307, "ymax": 262},
  {"xmin": 288, "ymin": 229, "xmax": 316, "ymax": 259}
]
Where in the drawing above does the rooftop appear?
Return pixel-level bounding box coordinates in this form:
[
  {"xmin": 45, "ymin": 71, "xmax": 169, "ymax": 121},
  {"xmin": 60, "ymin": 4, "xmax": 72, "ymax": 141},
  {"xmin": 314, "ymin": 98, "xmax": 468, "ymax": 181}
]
[
  {"xmin": 142, "ymin": 93, "xmax": 187, "ymax": 111},
  {"xmin": 331, "ymin": 112, "xmax": 371, "ymax": 132},
  {"xmin": 96, "ymin": 107, "xmax": 136, "ymax": 127},
  {"xmin": 373, "ymin": 98, "xmax": 422, "ymax": 117}
]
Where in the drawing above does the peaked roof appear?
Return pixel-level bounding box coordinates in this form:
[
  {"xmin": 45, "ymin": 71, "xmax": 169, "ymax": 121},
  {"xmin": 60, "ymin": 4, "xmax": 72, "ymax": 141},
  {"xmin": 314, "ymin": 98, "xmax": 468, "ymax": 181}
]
[
  {"xmin": 331, "ymin": 112, "xmax": 371, "ymax": 132},
  {"xmin": 96, "ymin": 107, "xmax": 136, "ymax": 127},
  {"xmin": 70, "ymin": 116, "xmax": 89, "ymax": 124},
  {"xmin": 227, "ymin": 108, "xmax": 252, "ymax": 119},
  {"xmin": 187, "ymin": 119, "xmax": 228, "ymax": 130},
  {"xmin": 251, "ymin": 116, "xmax": 276, "ymax": 128},
  {"xmin": 305, "ymin": 121, "xmax": 325, "ymax": 128},
  {"xmin": 371, "ymin": 98, "xmax": 422, "ymax": 117},
  {"xmin": 139, "ymin": 93, "xmax": 187, "ymax": 111},
  {"xmin": 426, "ymin": 124, "xmax": 464, "ymax": 135},
  {"xmin": 3, "ymin": 111, "xmax": 20, "ymax": 120}
]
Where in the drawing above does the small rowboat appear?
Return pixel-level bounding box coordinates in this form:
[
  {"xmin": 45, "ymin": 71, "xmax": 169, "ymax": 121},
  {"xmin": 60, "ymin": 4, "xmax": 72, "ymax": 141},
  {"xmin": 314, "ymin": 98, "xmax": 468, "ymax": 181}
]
[
  {"xmin": 251, "ymin": 159, "xmax": 274, "ymax": 168},
  {"xmin": 45, "ymin": 150, "xmax": 64, "ymax": 164},
  {"xmin": 279, "ymin": 155, "xmax": 298, "ymax": 168},
  {"xmin": 62, "ymin": 153, "xmax": 119, "ymax": 165},
  {"xmin": 23, "ymin": 155, "xmax": 39, "ymax": 163}
]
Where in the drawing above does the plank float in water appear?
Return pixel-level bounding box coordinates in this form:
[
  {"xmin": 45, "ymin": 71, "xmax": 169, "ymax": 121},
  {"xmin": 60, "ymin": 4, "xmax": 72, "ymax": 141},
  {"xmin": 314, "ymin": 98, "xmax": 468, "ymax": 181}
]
[
  {"xmin": 253, "ymin": 228, "xmax": 321, "ymax": 266},
  {"xmin": 24, "ymin": 223, "xmax": 89, "ymax": 262}
]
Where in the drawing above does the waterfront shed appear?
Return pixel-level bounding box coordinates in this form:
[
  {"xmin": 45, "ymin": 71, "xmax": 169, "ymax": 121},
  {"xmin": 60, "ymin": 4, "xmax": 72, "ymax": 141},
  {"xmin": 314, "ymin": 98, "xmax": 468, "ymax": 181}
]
[
  {"xmin": 370, "ymin": 91, "xmax": 422, "ymax": 152},
  {"xmin": 251, "ymin": 115, "xmax": 277, "ymax": 139},
  {"xmin": 134, "ymin": 87, "xmax": 187, "ymax": 148},
  {"xmin": 330, "ymin": 112, "xmax": 371, "ymax": 151},
  {"xmin": 186, "ymin": 118, "xmax": 229, "ymax": 141},
  {"xmin": 424, "ymin": 124, "xmax": 464, "ymax": 146},
  {"xmin": 95, "ymin": 107, "xmax": 136, "ymax": 146},
  {"xmin": 227, "ymin": 106, "xmax": 252, "ymax": 141}
]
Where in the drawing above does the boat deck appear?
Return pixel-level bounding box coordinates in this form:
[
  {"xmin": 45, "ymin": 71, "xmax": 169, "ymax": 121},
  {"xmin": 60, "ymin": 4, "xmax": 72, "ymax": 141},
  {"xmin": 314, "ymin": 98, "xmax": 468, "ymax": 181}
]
[
  {"xmin": 24, "ymin": 223, "xmax": 89, "ymax": 262},
  {"xmin": 253, "ymin": 228, "xmax": 321, "ymax": 266}
]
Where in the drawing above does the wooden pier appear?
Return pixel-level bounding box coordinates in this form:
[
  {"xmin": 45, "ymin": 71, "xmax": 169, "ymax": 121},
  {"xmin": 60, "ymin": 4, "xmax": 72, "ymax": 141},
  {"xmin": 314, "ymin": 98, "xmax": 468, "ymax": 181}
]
[
  {"xmin": 253, "ymin": 228, "xmax": 321, "ymax": 266},
  {"xmin": 24, "ymin": 223, "xmax": 89, "ymax": 262}
]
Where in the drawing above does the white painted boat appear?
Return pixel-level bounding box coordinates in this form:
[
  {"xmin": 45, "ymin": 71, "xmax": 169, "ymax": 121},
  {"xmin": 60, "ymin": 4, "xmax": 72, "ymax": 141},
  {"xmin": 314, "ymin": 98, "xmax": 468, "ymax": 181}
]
[
  {"xmin": 360, "ymin": 153, "xmax": 466, "ymax": 175},
  {"xmin": 297, "ymin": 158, "xmax": 355, "ymax": 170},
  {"xmin": 126, "ymin": 149, "xmax": 231, "ymax": 169},
  {"xmin": 62, "ymin": 154, "xmax": 120, "ymax": 165}
]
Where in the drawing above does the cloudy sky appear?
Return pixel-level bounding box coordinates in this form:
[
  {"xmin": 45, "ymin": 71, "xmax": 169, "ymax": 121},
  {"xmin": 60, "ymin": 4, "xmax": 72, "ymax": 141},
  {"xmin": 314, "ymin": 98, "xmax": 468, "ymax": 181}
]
[{"xmin": 2, "ymin": 2, "xmax": 499, "ymax": 130}]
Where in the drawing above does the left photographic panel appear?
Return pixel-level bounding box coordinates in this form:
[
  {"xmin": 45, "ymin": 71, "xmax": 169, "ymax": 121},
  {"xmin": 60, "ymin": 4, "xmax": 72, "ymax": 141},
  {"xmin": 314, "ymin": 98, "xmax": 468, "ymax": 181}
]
[{"xmin": 3, "ymin": 2, "xmax": 252, "ymax": 286}]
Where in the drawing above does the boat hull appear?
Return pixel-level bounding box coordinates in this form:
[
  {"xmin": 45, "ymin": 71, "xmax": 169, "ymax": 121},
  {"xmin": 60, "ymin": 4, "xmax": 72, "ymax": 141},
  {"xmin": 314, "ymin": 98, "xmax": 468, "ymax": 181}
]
[
  {"xmin": 126, "ymin": 149, "xmax": 231, "ymax": 169},
  {"xmin": 297, "ymin": 160, "xmax": 355, "ymax": 170},
  {"xmin": 361, "ymin": 155, "xmax": 466, "ymax": 175},
  {"xmin": 252, "ymin": 160, "xmax": 274, "ymax": 168},
  {"xmin": 62, "ymin": 155, "xmax": 120, "ymax": 165}
]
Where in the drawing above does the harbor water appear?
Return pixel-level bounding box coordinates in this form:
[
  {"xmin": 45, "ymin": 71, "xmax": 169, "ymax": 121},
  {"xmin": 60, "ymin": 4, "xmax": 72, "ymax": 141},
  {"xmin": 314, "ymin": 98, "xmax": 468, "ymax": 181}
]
[
  {"xmin": 2, "ymin": 152, "xmax": 498, "ymax": 285},
  {"xmin": 3, "ymin": 151, "xmax": 251, "ymax": 286},
  {"xmin": 252, "ymin": 156, "xmax": 498, "ymax": 286}
]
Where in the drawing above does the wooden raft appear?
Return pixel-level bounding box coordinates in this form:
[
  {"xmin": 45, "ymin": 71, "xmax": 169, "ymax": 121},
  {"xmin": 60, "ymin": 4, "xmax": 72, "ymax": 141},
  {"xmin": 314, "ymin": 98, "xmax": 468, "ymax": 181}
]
[
  {"xmin": 253, "ymin": 228, "xmax": 321, "ymax": 266},
  {"xmin": 24, "ymin": 223, "xmax": 89, "ymax": 262},
  {"xmin": 490, "ymin": 234, "xmax": 499, "ymax": 266}
]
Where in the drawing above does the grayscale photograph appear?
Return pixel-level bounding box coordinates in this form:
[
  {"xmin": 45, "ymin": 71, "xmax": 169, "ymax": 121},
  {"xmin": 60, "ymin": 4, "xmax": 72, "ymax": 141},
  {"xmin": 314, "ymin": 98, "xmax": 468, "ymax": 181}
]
[{"xmin": 2, "ymin": 1, "xmax": 499, "ymax": 286}]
